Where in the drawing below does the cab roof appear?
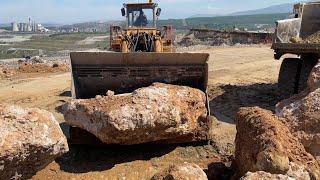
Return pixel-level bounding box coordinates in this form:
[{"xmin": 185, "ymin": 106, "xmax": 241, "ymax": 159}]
[{"xmin": 124, "ymin": 3, "xmax": 158, "ymax": 9}]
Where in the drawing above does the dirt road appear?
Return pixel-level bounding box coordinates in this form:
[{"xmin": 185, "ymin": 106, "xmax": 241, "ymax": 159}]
[
  {"xmin": 0, "ymin": 45, "xmax": 282, "ymax": 179},
  {"xmin": 0, "ymin": 73, "xmax": 70, "ymax": 122},
  {"xmin": 204, "ymin": 46, "xmax": 283, "ymax": 123},
  {"xmin": 76, "ymin": 36, "xmax": 109, "ymax": 45}
]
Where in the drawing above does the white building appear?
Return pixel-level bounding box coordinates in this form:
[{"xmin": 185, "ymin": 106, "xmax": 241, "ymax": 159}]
[
  {"xmin": 11, "ymin": 22, "xmax": 19, "ymax": 32},
  {"xmin": 11, "ymin": 18, "xmax": 48, "ymax": 32}
]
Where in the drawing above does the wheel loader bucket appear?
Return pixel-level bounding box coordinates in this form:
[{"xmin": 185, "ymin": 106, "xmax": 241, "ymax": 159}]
[{"xmin": 70, "ymin": 52, "xmax": 209, "ymax": 99}]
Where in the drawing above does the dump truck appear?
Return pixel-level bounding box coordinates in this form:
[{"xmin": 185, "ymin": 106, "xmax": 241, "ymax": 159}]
[
  {"xmin": 68, "ymin": 1, "xmax": 211, "ymax": 144},
  {"xmin": 272, "ymin": 2, "xmax": 320, "ymax": 98}
]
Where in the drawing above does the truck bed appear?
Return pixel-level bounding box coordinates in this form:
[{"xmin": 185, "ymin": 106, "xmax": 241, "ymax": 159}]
[{"xmin": 272, "ymin": 42, "xmax": 320, "ymax": 55}]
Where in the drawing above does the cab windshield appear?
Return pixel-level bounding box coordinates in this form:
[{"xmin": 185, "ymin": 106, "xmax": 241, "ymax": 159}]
[{"xmin": 127, "ymin": 8, "xmax": 155, "ymax": 27}]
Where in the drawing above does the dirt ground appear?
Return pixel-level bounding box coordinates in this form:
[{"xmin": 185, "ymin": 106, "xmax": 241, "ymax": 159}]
[{"xmin": 0, "ymin": 45, "xmax": 282, "ymax": 179}]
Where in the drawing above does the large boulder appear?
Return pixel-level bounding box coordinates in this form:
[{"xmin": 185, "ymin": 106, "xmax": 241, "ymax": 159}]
[
  {"xmin": 276, "ymin": 89, "xmax": 320, "ymax": 159},
  {"xmin": 64, "ymin": 83, "xmax": 209, "ymax": 145},
  {"xmin": 151, "ymin": 162, "xmax": 208, "ymax": 180},
  {"xmin": 240, "ymin": 163, "xmax": 312, "ymax": 180},
  {"xmin": 0, "ymin": 104, "xmax": 69, "ymax": 179},
  {"xmin": 308, "ymin": 62, "xmax": 320, "ymax": 91},
  {"xmin": 276, "ymin": 61, "xmax": 320, "ymax": 162},
  {"xmin": 30, "ymin": 56, "xmax": 44, "ymax": 64},
  {"xmin": 240, "ymin": 172, "xmax": 292, "ymax": 180},
  {"xmin": 235, "ymin": 107, "xmax": 320, "ymax": 178}
]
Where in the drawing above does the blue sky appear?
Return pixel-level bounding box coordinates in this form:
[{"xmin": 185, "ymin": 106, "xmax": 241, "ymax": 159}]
[{"xmin": 0, "ymin": 0, "xmax": 297, "ymax": 24}]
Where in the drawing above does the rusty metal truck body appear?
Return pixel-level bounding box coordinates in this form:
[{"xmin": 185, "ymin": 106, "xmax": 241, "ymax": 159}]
[{"xmin": 272, "ymin": 2, "xmax": 320, "ymax": 98}]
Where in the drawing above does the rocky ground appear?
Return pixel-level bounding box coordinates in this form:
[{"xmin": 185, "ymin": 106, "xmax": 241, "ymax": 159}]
[{"xmin": 0, "ymin": 45, "xmax": 285, "ymax": 179}]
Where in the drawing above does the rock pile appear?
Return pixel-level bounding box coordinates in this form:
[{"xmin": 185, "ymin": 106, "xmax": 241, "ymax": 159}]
[
  {"xmin": 234, "ymin": 61, "xmax": 320, "ymax": 179},
  {"xmin": 276, "ymin": 60, "xmax": 320, "ymax": 163},
  {"xmin": 151, "ymin": 162, "xmax": 208, "ymax": 180},
  {"xmin": 0, "ymin": 66, "xmax": 6, "ymax": 78},
  {"xmin": 304, "ymin": 31, "xmax": 320, "ymax": 44},
  {"xmin": 0, "ymin": 104, "xmax": 69, "ymax": 179},
  {"xmin": 0, "ymin": 65, "xmax": 15, "ymax": 79},
  {"xmin": 179, "ymin": 29, "xmax": 272, "ymax": 47},
  {"xmin": 0, "ymin": 59, "xmax": 69, "ymax": 80},
  {"xmin": 30, "ymin": 56, "xmax": 44, "ymax": 63},
  {"xmin": 179, "ymin": 33, "xmax": 204, "ymax": 47},
  {"xmin": 308, "ymin": 62, "xmax": 320, "ymax": 91},
  {"xmin": 241, "ymin": 171, "xmax": 292, "ymax": 180},
  {"xmin": 240, "ymin": 163, "xmax": 311, "ymax": 180},
  {"xmin": 235, "ymin": 107, "xmax": 320, "ymax": 179},
  {"xmin": 18, "ymin": 62, "xmax": 69, "ymax": 73},
  {"xmin": 64, "ymin": 83, "xmax": 209, "ymax": 145}
]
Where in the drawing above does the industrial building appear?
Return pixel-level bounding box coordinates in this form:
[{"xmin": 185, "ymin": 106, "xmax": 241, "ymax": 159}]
[{"xmin": 11, "ymin": 18, "xmax": 48, "ymax": 33}]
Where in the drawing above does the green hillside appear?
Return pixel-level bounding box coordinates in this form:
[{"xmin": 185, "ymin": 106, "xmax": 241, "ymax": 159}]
[{"xmin": 158, "ymin": 13, "xmax": 290, "ymax": 30}]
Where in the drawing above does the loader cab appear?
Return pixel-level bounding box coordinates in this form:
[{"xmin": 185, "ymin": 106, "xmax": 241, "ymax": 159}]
[
  {"xmin": 122, "ymin": 3, "xmax": 161, "ymax": 28},
  {"xmin": 293, "ymin": 3, "xmax": 304, "ymax": 18}
]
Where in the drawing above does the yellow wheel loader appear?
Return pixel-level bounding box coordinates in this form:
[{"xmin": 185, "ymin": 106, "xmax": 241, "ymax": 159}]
[{"xmin": 68, "ymin": 1, "xmax": 211, "ymax": 144}]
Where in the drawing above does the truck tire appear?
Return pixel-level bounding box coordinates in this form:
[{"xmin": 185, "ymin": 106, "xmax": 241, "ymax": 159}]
[
  {"xmin": 278, "ymin": 58, "xmax": 301, "ymax": 99},
  {"xmin": 298, "ymin": 56, "xmax": 318, "ymax": 92}
]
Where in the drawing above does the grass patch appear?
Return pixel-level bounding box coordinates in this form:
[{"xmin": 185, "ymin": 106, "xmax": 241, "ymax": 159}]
[{"xmin": 0, "ymin": 33, "xmax": 110, "ymax": 59}]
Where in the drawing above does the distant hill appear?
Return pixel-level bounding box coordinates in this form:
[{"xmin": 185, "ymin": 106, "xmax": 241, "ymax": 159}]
[
  {"xmin": 188, "ymin": 3, "xmax": 294, "ymax": 18},
  {"xmin": 58, "ymin": 21, "xmax": 123, "ymax": 32},
  {"xmin": 190, "ymin": 14, "xmax": 221, "ymax": 18},
  {"xmin": 42, "ymin": 23, "xmax": 63, "ymax": 28},
  {"xmin": 0, "ymin": 23, "xmax": 10, "ymax": 28},
  {"xmin": 231, "ymin": 3, "xmax": 293, "ymax": 16},
  {"xmin": 158, "ymin": 13, "xmax": 289, "ymax": 30},
  {"xmin": 61, "ymin": 13, "xmax": 290, "ymax": 32},
  {"xmin": 0, "ymin": 23, "xmax": 60, "ymax": 28}
]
